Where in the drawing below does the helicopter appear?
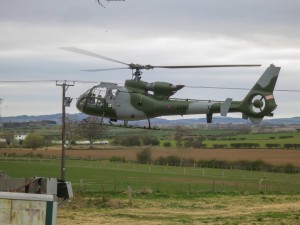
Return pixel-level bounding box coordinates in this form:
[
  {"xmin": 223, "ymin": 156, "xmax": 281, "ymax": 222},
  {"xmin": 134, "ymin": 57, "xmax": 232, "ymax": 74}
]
[{"xmin": 62, "ymin": 47, "xmax": 281, "ymax": 128}]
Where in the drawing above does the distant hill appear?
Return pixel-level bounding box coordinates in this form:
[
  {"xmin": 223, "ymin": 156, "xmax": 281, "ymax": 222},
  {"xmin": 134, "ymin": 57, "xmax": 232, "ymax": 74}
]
[
  {"xmin": 2, "ymin": 113, "xmax": 300, "ymax": 125},
  {"xmin": 1, "ymin": 113, "xmax": 87, "ymax": 125}
]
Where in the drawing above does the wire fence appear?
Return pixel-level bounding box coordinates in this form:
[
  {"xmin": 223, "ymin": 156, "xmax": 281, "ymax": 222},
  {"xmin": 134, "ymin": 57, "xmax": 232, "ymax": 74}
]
[{"xmin": 1, "ymin": 157, "xmax": 300, "ymax": 195}]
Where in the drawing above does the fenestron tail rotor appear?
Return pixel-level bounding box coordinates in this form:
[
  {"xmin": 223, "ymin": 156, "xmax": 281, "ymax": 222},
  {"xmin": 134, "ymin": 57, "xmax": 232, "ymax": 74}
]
[
  {"xmin": 250, "ymin": 94, "xmax": 266, "ymax": 113},
  {"xmin": 61, "ymin": 47, "xmax": 261, "ymax": 80}
]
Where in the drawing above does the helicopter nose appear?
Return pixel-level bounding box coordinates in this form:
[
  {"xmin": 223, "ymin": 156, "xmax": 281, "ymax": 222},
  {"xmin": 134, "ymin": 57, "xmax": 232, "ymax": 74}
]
[{"xmin": 76, "ymin": 95, "xmax": 85, "ymax": 112}]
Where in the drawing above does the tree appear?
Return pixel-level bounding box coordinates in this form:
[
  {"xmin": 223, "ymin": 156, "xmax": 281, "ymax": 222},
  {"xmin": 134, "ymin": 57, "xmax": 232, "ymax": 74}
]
[
  {"xmin": 141, "ymin": 135, "xmax": 160, "ymax": 146},
  {"xmin": 77, "ymin": 116, "xmax": 107, "ymax": 148},
  {"xmin": 65, "ymin": 115, "xmax": 79, "ymax": 148},
  {"xmin": 23, "ymin": 133, "xmax": 44, "ymax": 149},
  {"xmin": 136, "ymin": 148, "xmax": 152, "ymax": 164},
  {"xmin": 1, "ymin": 130, "xmax": 14, "ymax": 146},
  {"xmin": 173, "ymin": 126, "xmax": 191, "ymax": 166},
  {"xmin": 173, "ymin": 126, "xmax": 190, "ymax": 148}
]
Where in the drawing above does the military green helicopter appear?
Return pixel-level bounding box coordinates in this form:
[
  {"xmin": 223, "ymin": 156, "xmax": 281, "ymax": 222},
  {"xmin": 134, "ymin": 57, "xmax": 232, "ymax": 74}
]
[{"xmin": 62, "ymin": 47, "xmax": 281, "ymax": 128}]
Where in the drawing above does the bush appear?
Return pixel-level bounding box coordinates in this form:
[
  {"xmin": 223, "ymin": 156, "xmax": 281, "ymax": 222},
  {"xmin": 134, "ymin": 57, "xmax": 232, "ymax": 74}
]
[
  {"xmin": 109, "ymin": 156, "xmax": 126, "ymax": 162},
  {"xmin": 141, "ymin": 136, "xmax": 160, "ymax": 146},
  {"xmin": 23, "ymin": 133, "xmax": 44, "ymax": 149},
  {"xmin": 154, "ymin": 155, "xmax": 181, "ymax": 166},
  {"xmin": 166, "ymin": 155, "xmax": 181, "ymax": 166},
  {"xmin": 265, "ymin": 143, "xmax": 281, "ymax": 148},
  {"xmin": 0, "ymin": 142, "xmax": 7, "ymax": 148},
  {"xmin": 184, "ymin": 137, "xmax": 205, "ymax": 148},
  {"xmin": 163, "ymin": 142, "xmax": 172, "ymax": 148},
  {"xmin": 283, "ymin": 163, "xmax": 296, "ymax": 173},
  {"xmin": 111, "ymin": 136, "xmax": 143, "ymax": 146},
  {"xmin": 136, "ymin": 148, "xmax": 152, "ymax": 164}
]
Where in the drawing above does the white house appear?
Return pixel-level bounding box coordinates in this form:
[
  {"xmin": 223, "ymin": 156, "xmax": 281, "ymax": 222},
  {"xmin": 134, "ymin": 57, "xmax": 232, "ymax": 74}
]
[{"xmin": 14, "ymin": 134, "xmax": 27, "ymax": 141}]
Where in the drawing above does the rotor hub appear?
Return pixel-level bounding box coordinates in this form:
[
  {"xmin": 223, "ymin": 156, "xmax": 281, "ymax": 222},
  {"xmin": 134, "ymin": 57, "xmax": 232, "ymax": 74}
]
[{"xmin": 253, "ymin": 99, "xmax": 263, "ymax": 108}]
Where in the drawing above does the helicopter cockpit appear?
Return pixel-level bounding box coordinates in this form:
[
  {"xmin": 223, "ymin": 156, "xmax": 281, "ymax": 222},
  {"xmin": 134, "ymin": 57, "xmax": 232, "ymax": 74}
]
[{"xmin": 76, "ymin": 82, "xmax": 119, "ymax": 112}]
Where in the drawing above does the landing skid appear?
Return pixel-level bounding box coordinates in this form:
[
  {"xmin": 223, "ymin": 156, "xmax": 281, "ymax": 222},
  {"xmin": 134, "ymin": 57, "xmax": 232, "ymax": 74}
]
[{"xmin": 106, "ymin": 119, "xmax": 157, "ymax": 130}]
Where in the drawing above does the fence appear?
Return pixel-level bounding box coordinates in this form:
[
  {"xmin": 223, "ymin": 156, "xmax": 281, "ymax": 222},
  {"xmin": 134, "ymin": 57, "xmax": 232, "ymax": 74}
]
[{"xmin": 1, "ymin": 157, "xmax": 300, "ymax": 195}]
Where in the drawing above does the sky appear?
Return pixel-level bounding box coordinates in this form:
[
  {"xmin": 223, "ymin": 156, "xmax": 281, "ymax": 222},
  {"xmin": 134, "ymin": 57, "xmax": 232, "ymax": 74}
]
[{"xmin": 0, "ymin": 0, "xmax": 299, "ymax": 119}]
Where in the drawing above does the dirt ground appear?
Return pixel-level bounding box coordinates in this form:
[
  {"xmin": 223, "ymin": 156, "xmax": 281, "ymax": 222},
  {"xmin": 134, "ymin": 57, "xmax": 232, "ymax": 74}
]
[
  {"xmin": 1, "ymin": 147, "xmax": 300, "ymax": 166},
  {"xmin": 57, "ymin": 194, "xmax": 300, "ymax": 225}
]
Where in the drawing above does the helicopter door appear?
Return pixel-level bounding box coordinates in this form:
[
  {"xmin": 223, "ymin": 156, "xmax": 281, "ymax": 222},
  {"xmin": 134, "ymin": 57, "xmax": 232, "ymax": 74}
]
[{"xmin": 105, "ymin": 87, "xmax": 118, "ymax": 108}]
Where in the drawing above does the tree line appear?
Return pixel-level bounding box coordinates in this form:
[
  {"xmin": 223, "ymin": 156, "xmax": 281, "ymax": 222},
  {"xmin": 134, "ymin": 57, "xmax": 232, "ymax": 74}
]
[{"xmin": 131, "ymin": 148, "xmax": 299, "ymax": 174}]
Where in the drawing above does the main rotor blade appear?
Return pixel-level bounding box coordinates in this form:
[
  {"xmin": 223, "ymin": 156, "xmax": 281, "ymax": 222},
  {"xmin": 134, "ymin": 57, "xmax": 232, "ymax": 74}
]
[
  {"xmin": 154, "ymin": 64, "xmax": 261, "ymax": 69},
  {"xmin": 81, "ymin": 67, "xmax": 129, "ymax": 72},
  {"xmin": 61, "ymin": 47, "xmax": 129, "ymax": 66},
  {"xmin": 0, "ymin": 80, "xmax": 99, "ymax": 84}
]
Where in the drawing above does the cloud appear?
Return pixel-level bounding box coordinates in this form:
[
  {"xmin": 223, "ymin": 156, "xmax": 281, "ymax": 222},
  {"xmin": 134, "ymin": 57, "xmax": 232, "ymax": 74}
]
[{"xmin": 0, "ymin": 0, "xmax": 299, "ymax": 118}]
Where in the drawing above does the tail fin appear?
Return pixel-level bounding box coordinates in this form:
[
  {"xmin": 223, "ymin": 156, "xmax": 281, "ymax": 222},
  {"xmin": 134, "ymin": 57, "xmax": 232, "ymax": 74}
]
[{"xmin": 239, "ymin": 64, "xmax": 281, "ymax": 123}]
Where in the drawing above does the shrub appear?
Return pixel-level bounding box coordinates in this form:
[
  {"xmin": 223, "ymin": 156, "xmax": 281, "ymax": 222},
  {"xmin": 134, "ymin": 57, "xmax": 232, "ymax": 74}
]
[
  {"xmin": 23, "ymin": 133, "xmax": 44, "ymax": 149},
  {"xmin": 136, "ymin": 148, "xmax": 151, "ymax": 164},
  {"xmin": 283, "ymin": 163, "xmax": 296, "ymax": 173},
  {"xmin": 166, "ymin": 155, "xmax": 181, "ymax": 166},
  {"xmin": 141, "ymin": 136, "xmax": 160, "ymax": 146},
  {"xmin": 0, "ymin": 142, "xmax": 7, "ymax": 148},
  {"xmin": 120, "ymin": 136, "xmax": 141, "ymax": 146},
  {"xmin": 163, "ymin": 142, "xmax": 172, "ymax": 148},
  {"xmin": 109, "ymin": 156, "xmax": 126, "ymax": 162}
]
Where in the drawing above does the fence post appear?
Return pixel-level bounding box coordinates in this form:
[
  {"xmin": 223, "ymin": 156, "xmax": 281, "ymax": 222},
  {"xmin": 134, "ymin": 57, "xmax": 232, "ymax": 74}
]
[
  {"xmin": 114, "ymin": 179, "xmax": 117, "ymax": 193},
  {"xmin": 128, "ymin": 186, "xmax": 133, "ymax": 206},
  {"xmin": 222, "ymin": 181, "xmax": 224, "ymax": 192}
]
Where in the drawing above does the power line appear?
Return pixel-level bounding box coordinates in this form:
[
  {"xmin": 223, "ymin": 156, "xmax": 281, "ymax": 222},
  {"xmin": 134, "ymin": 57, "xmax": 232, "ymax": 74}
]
[
  {"xmin": 0, "ymin": 80, "xmax": 299, "ymax": 92},
  {"xmin": 185, "ymin": 85, "xmax": 300, "ymax": 93},
  {"xmin": 0, "ymin": 80, "xmax": 99, "ymax": 84}
]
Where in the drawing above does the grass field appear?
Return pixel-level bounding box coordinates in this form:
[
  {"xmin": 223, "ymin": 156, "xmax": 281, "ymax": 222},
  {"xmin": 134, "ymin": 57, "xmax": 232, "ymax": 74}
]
[
  {"xmin": 1, "ymin": 158, "xmax": 300, "ymax": 194},
  {"xmin": 2, "ymin": 128, "xmax": 300, "ymax": 223},
  {"xmin": 57, "ymin": 194, "xmax": 300, "ymax": 225},
  {"xmin": 1, "ymin": 157, "xmax": 300, "ymax": 224},
  {"xmin": 204, "ymin": 131, "xmax": 300, "ymax": 148}
]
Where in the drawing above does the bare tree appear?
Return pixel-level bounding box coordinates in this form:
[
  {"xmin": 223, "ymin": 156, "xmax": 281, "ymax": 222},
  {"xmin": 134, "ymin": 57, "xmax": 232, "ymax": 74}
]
[
  {"xmin": 174, "ymin": 126, "xmax": 190, "ymax": 148},
  {"xmin": 65, "ymin": 115, "xmax": 79, "ymax": 148},
  {"xmin": 1, "ymin": 130, "xmax": 14, "ymax": 146},
  {"xmin": 173, "ymin": 126, "xmax": 191, "ymax": 166},
  {"xmin": 77, "ymin": 116, "xmax": 107, "ymax": 148}
]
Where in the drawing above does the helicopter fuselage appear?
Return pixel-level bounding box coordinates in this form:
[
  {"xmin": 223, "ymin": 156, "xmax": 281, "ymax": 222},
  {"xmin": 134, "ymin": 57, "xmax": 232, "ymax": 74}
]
[
  {"xmin": 76, "ymin": 64, "xmax": 280, "ymax": 125},
  {"xmin": 76, "ymin": 80, "xmax": 227, "ymax": 122}
]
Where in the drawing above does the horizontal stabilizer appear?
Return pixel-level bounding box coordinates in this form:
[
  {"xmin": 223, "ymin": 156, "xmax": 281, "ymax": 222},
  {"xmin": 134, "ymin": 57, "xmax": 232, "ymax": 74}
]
[{"xmin": 221, "ymin": 98, "xmax": 232, "ymax": 117}]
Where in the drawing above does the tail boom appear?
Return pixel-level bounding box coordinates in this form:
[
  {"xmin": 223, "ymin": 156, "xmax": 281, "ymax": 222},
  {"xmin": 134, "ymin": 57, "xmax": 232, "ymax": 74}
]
[{"xmin": 208, "ymin": 64, "xmax": 281, "ymax": 123}]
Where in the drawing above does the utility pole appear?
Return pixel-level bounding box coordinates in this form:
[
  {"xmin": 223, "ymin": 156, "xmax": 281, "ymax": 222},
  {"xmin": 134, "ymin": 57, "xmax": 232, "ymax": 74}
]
[
  {"xmin": 56, "ymin": 81, "xmax": 74, "ymax": 180},
  {"xmin": 0, "ymin": 98, "xmax": 2, "ymax": 129}
]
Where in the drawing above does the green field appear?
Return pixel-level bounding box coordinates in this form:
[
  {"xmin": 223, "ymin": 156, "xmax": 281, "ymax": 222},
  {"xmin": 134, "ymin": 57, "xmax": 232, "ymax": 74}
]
[
  {"xmin": 4, "ymin": 123, "xmax": 300, "ymax": 149},
  {"xmin": 2, "ymin": 157, "xmax": 300, "ymax": 224},
  {"xmin": 1, "ymin": 158, "xmax": 300, "ymax": 194},
  {"xmin": 203, "ymin": 131, "xmax": 300, "ymax": 148}
]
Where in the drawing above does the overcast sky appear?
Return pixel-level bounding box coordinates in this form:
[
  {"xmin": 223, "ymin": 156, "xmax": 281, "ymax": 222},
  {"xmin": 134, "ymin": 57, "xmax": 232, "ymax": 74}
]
[{"xmin": 0, "ymin": 0, "xmax": 299, "ymax": 120}]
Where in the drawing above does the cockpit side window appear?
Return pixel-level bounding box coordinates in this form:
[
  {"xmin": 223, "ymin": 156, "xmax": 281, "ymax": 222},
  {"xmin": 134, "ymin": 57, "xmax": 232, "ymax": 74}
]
[
  {"xmin": 80, "ymin": 83, "xmax": 119, "ymax": 108},
  {"xmin": 84, "ymin": 86, "xmax": 106, "ymax": 106},
  {"xmin": 106, "ymin": 87, "xmax": 118, "ymax": 100}
]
